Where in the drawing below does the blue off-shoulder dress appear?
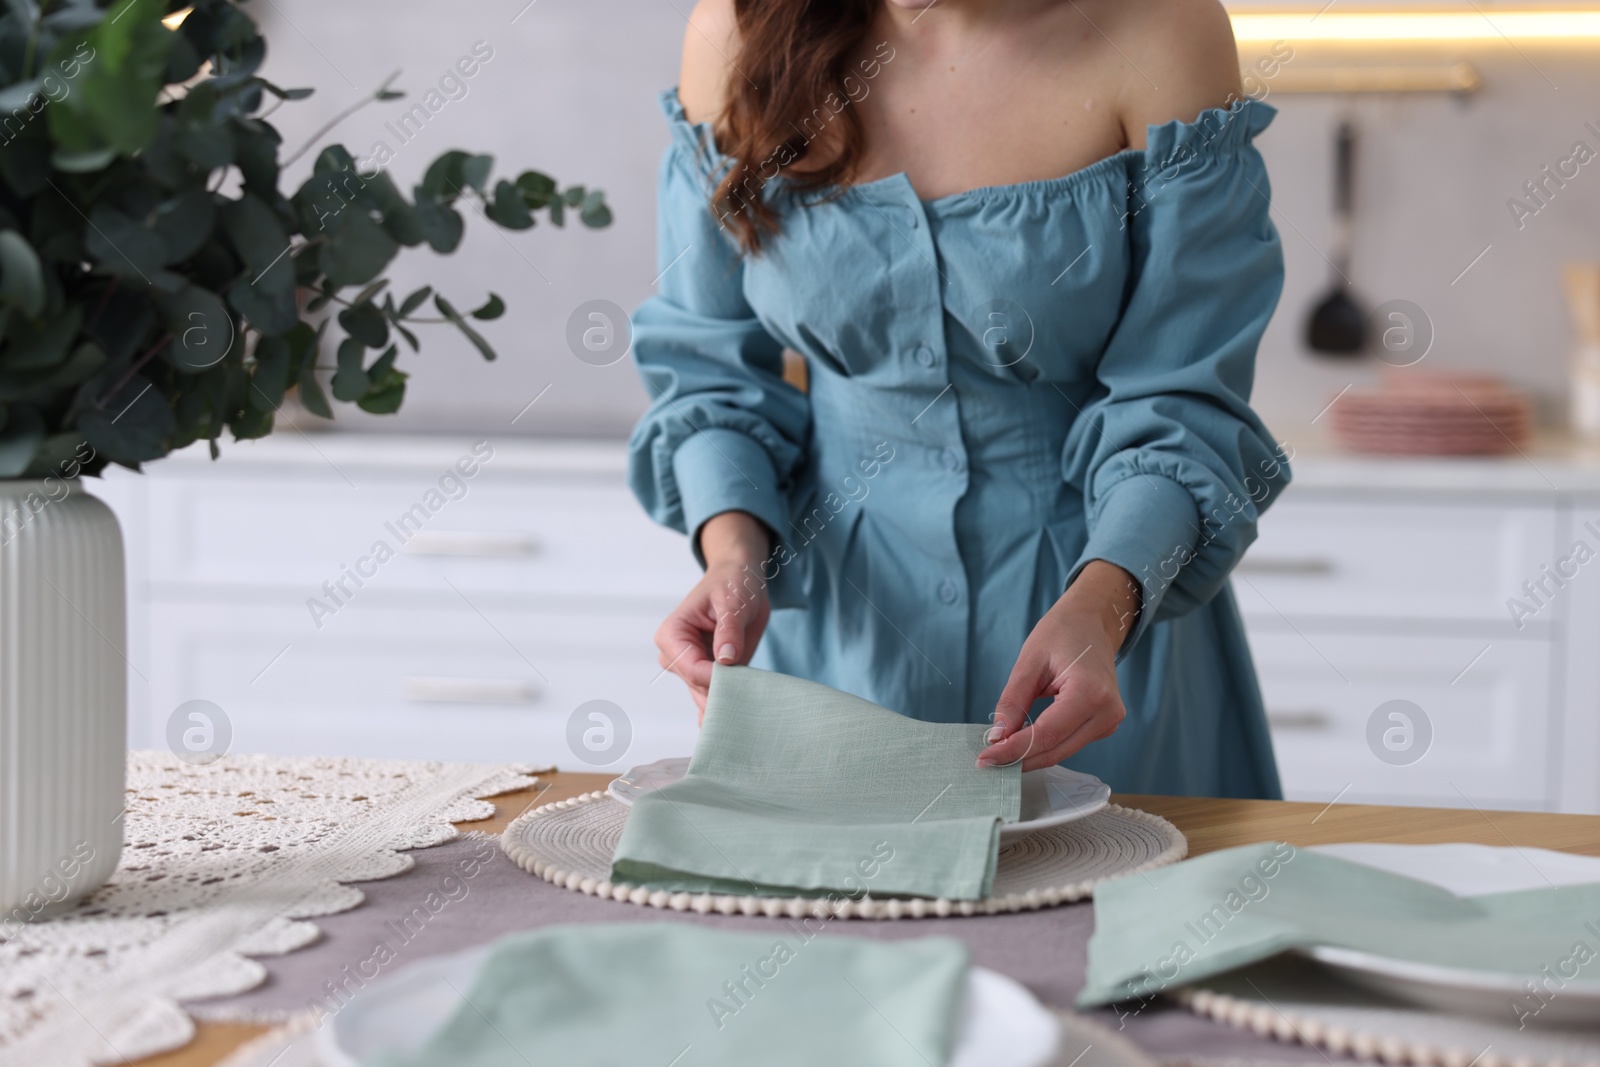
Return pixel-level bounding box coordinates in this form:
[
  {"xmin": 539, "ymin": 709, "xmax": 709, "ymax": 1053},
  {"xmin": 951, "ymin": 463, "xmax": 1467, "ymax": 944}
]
[{"xmin": 628, "ymin": 89, "xmax": 1290, "ymax": 799}]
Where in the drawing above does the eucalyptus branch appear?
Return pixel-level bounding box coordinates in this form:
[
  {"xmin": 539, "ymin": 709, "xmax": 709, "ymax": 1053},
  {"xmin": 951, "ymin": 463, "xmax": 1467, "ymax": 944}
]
[{"xmin": 281, "ymin": 70, "xmax": 402, "ymax": 169}]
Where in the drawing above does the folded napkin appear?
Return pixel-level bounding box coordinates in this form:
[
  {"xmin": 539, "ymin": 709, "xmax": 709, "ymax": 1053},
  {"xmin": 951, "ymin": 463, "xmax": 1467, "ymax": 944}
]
[
  {"xmin": 611, "ymin": 665, "xmax": 1021, "ymax": 900},
  {"xmin": 371, "ymin": 923, "xmax": 971, "ymax": 1067},
  {"xmin": 1078, "ymin": 842, "xmax": 1600, "ymax": 1009}
]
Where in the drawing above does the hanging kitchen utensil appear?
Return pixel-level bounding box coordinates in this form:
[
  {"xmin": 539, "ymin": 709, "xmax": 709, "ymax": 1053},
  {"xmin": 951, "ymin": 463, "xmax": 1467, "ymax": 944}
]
[{"xmin": 1305, "ymin": 119, "xmax": 1367, "ymax": 355}]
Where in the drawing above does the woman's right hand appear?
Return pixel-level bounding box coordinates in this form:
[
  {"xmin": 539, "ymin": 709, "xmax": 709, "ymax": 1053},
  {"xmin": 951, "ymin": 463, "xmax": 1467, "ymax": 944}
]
[{"xmin": 655, "ymin": 510, "xmax": 772, "ymax": 721}]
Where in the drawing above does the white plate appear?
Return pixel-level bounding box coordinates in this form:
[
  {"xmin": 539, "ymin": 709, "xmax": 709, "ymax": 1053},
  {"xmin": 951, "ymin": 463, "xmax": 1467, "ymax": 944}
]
[
  {"xmin": 607, "ymin": 757, "xmax": 1111, "ymax": 845},
  {"xmin": 317, "ymin": 942, "xmax": 1060, "ymax": 1067},
  {"xmin": 1295, "ymin": 843, "xmax": 1600, "ymax": 1026}
]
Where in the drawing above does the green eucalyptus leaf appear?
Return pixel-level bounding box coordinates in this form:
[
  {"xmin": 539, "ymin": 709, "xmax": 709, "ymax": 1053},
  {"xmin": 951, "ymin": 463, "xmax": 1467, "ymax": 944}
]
[
  {"xmin": 152, "ymin": 188, "xmax": 216, "ymax": 263},
  {"xmin": 468, "ymin": 293, "xmax": 504, "ymax": 321},
  {"xmin": 368, "ymin": 343, "xmax": 399, "ymax": 379},
  {"xmin": 228, "ymin": 402, "xmax": 272, "ymax": 439},
  {"xmin": 563, "ymin": 185, "xmax": 587, "ymax": 207},
  {"xmin": 356, "ymin": 365, "xmax": 405, "ymax": 414},
  {"xmin": 579, "ymin": 190, "xmax": 612, "ymax": 228},
  {"xmin": 50, "ymin": 145, "xmax": 119, "ymax": 173},
  {"xmin": 0, "ymin": 80, "xmax": 41, "ymax": 112},
  {"xmin": 231, "ymin": 118, "xmax": 282, "ymax": 195},
  {"xmin": 397, "ymin": 286, "xmax": 432, "ymax": 318},
  {"xmin": 412, "ymin": 195, "xmax": 463, "ymax": 254},
  {"xmin": 0, "ymin": 341, "xmax": 107, "ymax": 400},
  {"xmin": 461, "ymin": 154, "xmax": 493, "ymax": 195},
  {"xmin": 351, "ymin": 279, "xmax": 389, "ymax": 307},
  {"xmin": 296, "ymin": 360, "xmax": 332, "ymax": 418},
  {"xmin": 226, "ymin": 276, "xmax": 298, "ymax": 336},
  {"xmin": 248, "ymin": 334, "xmax": 292, "ymax": 412},
  {"xmin": 514, "ymin": 170, "xmax": 556, "ymax": 207},
  {"xmin": 547, "ymin": 197, "xmax": 564, "ymax": 227},
  {"xmin": 48, "ymin": 0, "xmax": 173, "ymax": 157},
  {"xmin": 0, "ymin": 135, "xmax": 51, "ymax": 196},
  {"xmin": 8, "ymin": 305, "xmax": 83, "ymax": 369},
  {"xmin": 21, "ymin": 431, "xmax": 96, "ymax": 479},
  {"xmin": 164, "ymin": 29, "xmax": 202, "ymax": 84},
  {"xmin": 221, "ymin": 193, "xmax": 292, "ymax": 291},
  {"xmin": 256, "ymin": 78, "xmax": 312, "ymax": 100},
  {"xmin": 487, "ymin": 179, "xmax": 532, "ymax": 231},
  {"xmin": 284, "ymin": 320, "xmax": 319, "ymax": 376},
  {"xmin": 0, "ymin": 230, "xmax": 46, "ymax": 318},
  {"xmin": 330, "ymin": 336, "xmax": 368, "ymax": 402},
  {"xmin": 158, "ymin": 285, "xmax": 236, "ymax": 373},
  {"xmin": 319, "ymin": 206, "xmax": 398, "ymax": 289},
  {"xmin": 175, "ymin": 85, "xmax": 234, "ymax": 169},
  {"xmin": 85, "ymin": 203, "xmax": 167, "ymax": 278},
  {"xmin": 421, "ymin": 150, "xmax": 469, "ymax": 202},
  {"xmin": 338, "ymin": 300, "xmax": 388, "ymax": 348},
  {"xmin": 79, "ymin": 373, "xmax": 175, "ymax": 464}
]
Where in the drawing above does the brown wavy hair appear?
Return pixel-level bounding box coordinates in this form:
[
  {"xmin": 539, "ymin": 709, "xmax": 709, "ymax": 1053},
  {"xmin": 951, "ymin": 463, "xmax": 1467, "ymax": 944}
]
[{"xmin": 711, "ymin": 1, "xmax": 891, "ymax": 252}]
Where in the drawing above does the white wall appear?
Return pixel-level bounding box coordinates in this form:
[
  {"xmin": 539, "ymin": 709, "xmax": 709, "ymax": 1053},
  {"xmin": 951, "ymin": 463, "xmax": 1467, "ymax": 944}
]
[
  {"xmin": 256, "ymin": 0, "xmax": 683, "ymax": 438},
  {"xmin": 253, "ymin": 4, "xmax": 1600, "ymax": 440}
]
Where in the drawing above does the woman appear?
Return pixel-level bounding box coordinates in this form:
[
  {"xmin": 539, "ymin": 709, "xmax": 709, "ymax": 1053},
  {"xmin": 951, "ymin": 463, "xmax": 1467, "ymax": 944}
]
[{"xmin": 628, "ymin": 0, "xmax": 1290, "ymax": 796}]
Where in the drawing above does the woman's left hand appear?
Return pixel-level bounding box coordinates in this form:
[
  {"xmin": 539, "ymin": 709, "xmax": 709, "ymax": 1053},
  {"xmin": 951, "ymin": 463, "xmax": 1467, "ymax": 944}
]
[{"xmin": 978, "ymin": 560, "xmax": 1141, "ymax": 772}]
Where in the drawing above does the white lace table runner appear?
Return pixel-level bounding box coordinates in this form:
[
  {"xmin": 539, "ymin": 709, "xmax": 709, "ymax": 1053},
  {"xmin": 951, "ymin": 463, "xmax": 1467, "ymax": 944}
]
[{"xmin": 0, "ymin": 750, "xmax": 544, "ymax": 1067}]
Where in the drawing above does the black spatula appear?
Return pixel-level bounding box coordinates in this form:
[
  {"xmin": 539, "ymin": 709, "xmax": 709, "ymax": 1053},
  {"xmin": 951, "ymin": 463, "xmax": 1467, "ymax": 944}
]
[{"xmin": 1305, "ymin": 120, "xmax": 1366, "ymax": 355}]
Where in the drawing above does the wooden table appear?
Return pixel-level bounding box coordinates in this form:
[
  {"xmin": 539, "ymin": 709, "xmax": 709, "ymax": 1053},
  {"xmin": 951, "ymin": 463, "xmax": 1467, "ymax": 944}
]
[{"xmin": 136, "ymin": 773, "xmax": 1600, "ymax": 1067}]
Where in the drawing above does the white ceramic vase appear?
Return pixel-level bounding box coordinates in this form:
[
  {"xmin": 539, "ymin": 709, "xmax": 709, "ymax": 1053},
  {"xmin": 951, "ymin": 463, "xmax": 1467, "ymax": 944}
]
[{"xmin": 0, "ymin": 479, "xmax": 125, "ymax": 922}]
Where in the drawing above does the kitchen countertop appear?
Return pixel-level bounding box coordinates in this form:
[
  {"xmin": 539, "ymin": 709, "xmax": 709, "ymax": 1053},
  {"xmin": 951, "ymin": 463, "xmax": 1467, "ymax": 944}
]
[
  {"xmin": 111, "ymin": 428, "xmax": 1600, "ymax": 498},
  {"xmin": 131, "ymin": 771, "xmax": 1600, "ymax": 1067}
]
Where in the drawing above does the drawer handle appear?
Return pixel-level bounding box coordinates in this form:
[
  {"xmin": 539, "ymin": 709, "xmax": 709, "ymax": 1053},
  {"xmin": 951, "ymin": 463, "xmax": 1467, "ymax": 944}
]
[
  {"xmin": 1266, "ymin": 708, "xmax": 1333, "ymax": 731},
  {"xmin": 1237, "ymin": 556, "xmax": 1336, "ymax": 577},
  {"xmin": 403, "ymin": 676, "xmax": 541, "ymax": 704},
  {"xmin": 401, "ymin": 531, "xmax": 541, "ymax": 557}
]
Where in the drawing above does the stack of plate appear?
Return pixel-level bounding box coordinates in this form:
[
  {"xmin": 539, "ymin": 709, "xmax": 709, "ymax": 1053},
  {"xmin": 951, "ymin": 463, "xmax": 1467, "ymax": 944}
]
[{"xmin": 1328, "ymin": 373, "xmax": 1532, "ymax": 456}]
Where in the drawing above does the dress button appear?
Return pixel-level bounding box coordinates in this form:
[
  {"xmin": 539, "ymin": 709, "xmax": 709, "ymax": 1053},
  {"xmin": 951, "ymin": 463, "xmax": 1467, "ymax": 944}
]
[
  {"xmin": 915, "ymin": 344, "xmax": 936, "ymax": 368},
  {"xmin": 941, "ymin": 448, "xmax": 961, "ymax": 472},
  {"xmin": 938, "ymin": 578, "xmax": 958, "ymax": 605},
  {"xmin": 902, "ymin": 205, "xmax": 920, "ymax": 230}
]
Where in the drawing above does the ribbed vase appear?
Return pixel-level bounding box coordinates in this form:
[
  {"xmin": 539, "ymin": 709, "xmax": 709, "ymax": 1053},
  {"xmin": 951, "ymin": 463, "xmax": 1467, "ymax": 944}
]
[{"xmin": 0, "ymin": 480, "xmax": 125, "ymax": 920}]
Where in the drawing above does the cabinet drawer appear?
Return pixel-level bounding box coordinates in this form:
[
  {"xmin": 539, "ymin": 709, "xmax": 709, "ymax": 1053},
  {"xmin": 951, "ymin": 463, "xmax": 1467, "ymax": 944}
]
[
  {"xmin": 143, "ymin": 467, "xmax": 700, "ymax": 602},
  {"xmin": 1234, "ymin": 496, "xmax": 1557, "ymax": 624},
  {"xmin": 145, "ymin": 600, "xmax": 700, "ymax": 768},
  {"xmin": 1247, "ymin": 629, "xmax": 1552, "ymax": 808}
]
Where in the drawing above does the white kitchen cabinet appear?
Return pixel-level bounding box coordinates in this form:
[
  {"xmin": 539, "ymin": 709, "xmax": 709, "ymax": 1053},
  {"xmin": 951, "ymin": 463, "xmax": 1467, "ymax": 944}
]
[
  {"xmin": 1248, "ymin": 629, "xmax": 1552, "ymax": 808},
  {"xmin": 92, "ymin": 435, "xmax": 704, "ymax": 772},
  {"xmin": 1240, "ymin": 446, "xmax": 1600, "ymax": 815},
  {"xmin": 91, "ymin": 435, "xmax": 1600, "ymax": 812},
  {"xmin": 145, "ymin": 600, "xmax": 694, "ymax": 766},
  {"xmin": 1233, "ymin": 499, "xmax": 1558, "ymax": 626}
]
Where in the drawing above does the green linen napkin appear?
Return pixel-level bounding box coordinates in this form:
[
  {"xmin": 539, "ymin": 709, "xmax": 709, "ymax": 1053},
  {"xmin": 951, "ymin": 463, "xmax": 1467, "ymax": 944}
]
[
  {"xmin": 370, "ymin": 923, "xmax": 971, "ymax": 1067},
  {"xmin": 611, "ymin": 665, "xmax": 1021, "ymax": 900},
  {"xmin": 1079, "ymin": 842, "xmax": 1600, "ymax": 1012}
]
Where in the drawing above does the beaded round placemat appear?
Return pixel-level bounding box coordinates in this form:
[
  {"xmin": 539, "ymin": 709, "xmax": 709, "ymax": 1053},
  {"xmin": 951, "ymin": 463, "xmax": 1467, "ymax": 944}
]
[
  {"xmin": 1176, "ymin": 956, "xmax": 1600, "ymax": 1067},
  {"xmin": 500, "ymin": 791, "xmax": 1186, "ymax": 919}
]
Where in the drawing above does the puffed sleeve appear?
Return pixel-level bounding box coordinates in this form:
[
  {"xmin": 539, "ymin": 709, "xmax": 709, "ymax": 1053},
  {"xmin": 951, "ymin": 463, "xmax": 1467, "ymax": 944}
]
[
  {"xmin": 627, "ymin": 91, "xmax": 809, "ymax": 568},
  {"xmin": 1061, "ymin": 100, "xmax": 1291, "ymax": 653}
]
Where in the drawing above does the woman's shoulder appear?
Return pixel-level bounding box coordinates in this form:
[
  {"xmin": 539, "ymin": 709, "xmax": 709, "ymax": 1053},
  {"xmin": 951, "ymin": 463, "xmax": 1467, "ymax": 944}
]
[
  {"xmin": 1096, "ymin": 0, "xmax": 1244, "ymax": 149},
  {"xmin": 677, "ymin": 0, "xmax": 739, "ymax": 125}
]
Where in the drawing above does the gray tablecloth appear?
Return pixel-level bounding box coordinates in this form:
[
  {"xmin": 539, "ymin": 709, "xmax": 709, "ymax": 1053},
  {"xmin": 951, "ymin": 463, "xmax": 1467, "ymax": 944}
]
[{"xmin": 189, "ymin": 834, "xmax": 1337, "ymax": 1065}]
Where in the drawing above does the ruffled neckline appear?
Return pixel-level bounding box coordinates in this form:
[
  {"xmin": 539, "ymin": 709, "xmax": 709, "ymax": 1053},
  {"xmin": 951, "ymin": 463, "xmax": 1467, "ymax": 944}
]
[{"xmin": 658, "ymin": 87, "xmax": 1275, "ymax": 209}]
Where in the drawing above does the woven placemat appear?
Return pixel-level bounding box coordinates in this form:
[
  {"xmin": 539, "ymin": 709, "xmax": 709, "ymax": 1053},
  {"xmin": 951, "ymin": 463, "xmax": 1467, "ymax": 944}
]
[
  {"xmin": 1176, "ymin": 955, "xmax": 1600, "ymax": 1066},
  {"xmin": 500, "ymin": 791, "xmax": 1186, "ymax": 919}
]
